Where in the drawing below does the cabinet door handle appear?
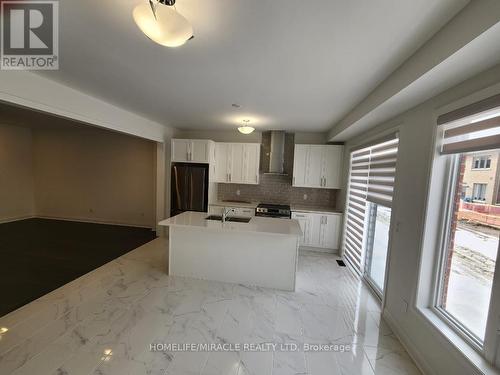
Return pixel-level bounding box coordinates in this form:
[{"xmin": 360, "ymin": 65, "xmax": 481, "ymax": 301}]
[
  {"xmin": 293, "ymin": 176, "xmax": 295, "ymax": 185},
  {"xmin": 229, "ymin": 173, "xmax": 231, "ymax": 182}
]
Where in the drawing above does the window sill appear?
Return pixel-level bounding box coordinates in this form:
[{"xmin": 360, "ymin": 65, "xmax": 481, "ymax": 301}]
[{"xmin": 416, "ymin": 307, "xmax": 499, "ymax": 375}]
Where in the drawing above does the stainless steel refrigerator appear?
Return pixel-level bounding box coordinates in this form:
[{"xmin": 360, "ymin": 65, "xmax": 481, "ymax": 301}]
[{"xmin": 170, "ymin": 163, "xmax": 209, "ymax": 217}]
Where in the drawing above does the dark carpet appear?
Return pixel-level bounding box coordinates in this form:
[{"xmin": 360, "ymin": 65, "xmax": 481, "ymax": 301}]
[{"xmin": 0, "ymin": 218, "xmax": 157, "ymax": 317}]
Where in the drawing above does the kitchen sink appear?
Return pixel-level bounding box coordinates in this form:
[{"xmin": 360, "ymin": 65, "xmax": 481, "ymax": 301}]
[
  {"xmin": 205, "ymin": 215, "xmax": 251, "ymax": 223},
  {"xmin": 206, "ymin": 215, "xmax": 223, "ymax": 221},
  {"xmin": 227, "ymin": 217, "xmax": 251, "ymax": 223}
]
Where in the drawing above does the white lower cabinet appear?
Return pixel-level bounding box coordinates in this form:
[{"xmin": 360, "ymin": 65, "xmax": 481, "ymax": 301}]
[{"xmin": 291, "ymin": 211, "xmax": 341, "ymax": 251}]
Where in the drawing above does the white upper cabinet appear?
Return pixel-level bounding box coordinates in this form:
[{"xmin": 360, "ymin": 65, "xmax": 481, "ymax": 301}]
[
  {"xmin": 215, "ymin": 143, "xmax": 230, "ymax": 182},
  {"xmin": 322, "ymin": 146, "xmax": 343, "ymax": 188},
  {"xmin": 243, "ymin": 143, "xmax": 260, "ymax": 184},
  {"xmin": 171, "ymin": 139, "xmax": 213, "ymax": 163},
  {"xmin": 230, "ymin": 143, "xmax": 245, "ymax": 183},
  {"xmin": 293, "ymin": 145, "xmax": 308, "ymax": 186},
  {"xmin": 292, "ymin": 144, "xmax": 343, "ymax": 189},
  {"xmin": 191, "ymin": 140, "xmax": 211, "ymax": 162},
  {"xmin": 214, "ymin": 143, "xmax": 260, "ymax": 184},
  {"xmin": 307, "ymin": 146, "xmax": 324, "ymax": 188}
]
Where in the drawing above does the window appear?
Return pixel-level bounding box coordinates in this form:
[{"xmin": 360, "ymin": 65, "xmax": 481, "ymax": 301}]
[
  {"xmin": 472, "ymin": 183, "xmax": 487, "ymax": 201},
  {"xmin": 437, "ymin": 152, "xmax": 499, "ymax": 343},
  {"xmin": 342, "ymin": 134, "xmax": 398, "ymax": 299},
  {"xmin": 364, "ymin": 204, "xmax": 392, "ymax": 293},
  {"xmin": 430, "ymin": 94, "xmax": 500, "ymax": 355},
  {"xmin": 472, "ymin": 155, "xmax": 492, "ymax": 169}
]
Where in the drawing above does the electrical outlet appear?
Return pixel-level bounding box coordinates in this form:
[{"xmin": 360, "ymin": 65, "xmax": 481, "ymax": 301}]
[
  {"xmin": 395, "ymin": 221, "xmax": 401, "ymax": 233},
  {"xmin": 236, "ymin": 190, "xmax": 241, "ymax": 196},
  {"xmin": 303, "ymin": 194, "xmax": 308, "ymax": 200},
  {"xmin": 402, "ymin": 299, "xmax": 408, "ymax": 313}
]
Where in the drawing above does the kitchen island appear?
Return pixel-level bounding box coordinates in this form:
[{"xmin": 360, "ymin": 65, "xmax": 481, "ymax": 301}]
[{"xmin": 158, "ymin": 211, "xmax": 302, "ymax": 291}]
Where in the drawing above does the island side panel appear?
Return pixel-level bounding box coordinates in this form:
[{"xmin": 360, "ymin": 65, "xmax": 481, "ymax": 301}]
[{"xmin": 169, "ymin": 226, "xmax": 299, "ymax": 291}]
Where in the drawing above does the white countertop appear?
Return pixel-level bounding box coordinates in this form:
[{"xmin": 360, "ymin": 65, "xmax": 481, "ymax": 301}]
[
  {"xmin": 291, "ymin": 205, "xmax": 343, "ymax": 215},
  {"xmin": 159, "ymin": 211, "xmax": 302, "ymax": 236},
  {"xmin": 210, "ymin": 201, "xmax": 259, "ymax": 209}
]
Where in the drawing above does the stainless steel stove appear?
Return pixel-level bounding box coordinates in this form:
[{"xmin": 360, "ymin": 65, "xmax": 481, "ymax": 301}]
[{"xmin": 255, "ymin": 203, "xmax": 291, "ymax": 219}]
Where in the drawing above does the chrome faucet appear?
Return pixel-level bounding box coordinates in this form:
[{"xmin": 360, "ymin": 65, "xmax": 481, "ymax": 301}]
[{"xmin": 222, "ymin": 208, "xmax": 235, "ymax": 223}]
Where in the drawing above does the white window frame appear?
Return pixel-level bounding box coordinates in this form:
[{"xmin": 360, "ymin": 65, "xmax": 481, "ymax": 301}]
[
  {"xmin": 472, "ymin": 182, "xmax": 487, "ymax": 201},
  {"xmin": 363, "ymin": 202, "xmax": 392, "ymax": 299},
  {"xmin": 416, "ymin": 129, "xmax": 500, "ymax": 371},
  {"xmin": 472, "ymin": 155, "xmax": 492, "ymax": 170},
  {"xmin": 431, "ymin": 155, "xmax": 485, "ymax": 350}
]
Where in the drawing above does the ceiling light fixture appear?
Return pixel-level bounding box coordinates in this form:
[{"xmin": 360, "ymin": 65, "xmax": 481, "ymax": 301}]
[
  {"xmin": 238, "ymin": 119, "xmax": 255, "ymax": 135},
  {"xmin": 133, "ymin": 0, "xmax": 193, "ymax": 48}
]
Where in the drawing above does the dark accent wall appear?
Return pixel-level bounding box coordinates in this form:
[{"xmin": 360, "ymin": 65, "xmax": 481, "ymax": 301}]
[{"xmin": 217, "ymin": 174, "xmax": 338, "ymax": 208}]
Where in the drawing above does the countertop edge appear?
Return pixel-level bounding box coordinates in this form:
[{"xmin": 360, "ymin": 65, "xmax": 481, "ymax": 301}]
[{"xmin": 291, "ymin": 207, "xmax": 343, "ymax": 215}]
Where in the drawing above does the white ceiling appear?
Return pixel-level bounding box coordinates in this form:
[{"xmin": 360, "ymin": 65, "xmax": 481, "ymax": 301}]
[{"xmin": 38, "ymin": 0, "xmax": 469, "ymax": 132}]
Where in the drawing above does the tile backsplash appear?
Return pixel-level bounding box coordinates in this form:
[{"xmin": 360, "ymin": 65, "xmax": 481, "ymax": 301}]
[{"xmin": 217, "ymin": 174, "xmax": 338, "ymax": 208}]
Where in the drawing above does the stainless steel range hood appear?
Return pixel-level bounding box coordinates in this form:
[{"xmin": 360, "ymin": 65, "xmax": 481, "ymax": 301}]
[{"xmin": 261, "ymin": 131, "xmax": 293, "ymax": 175}]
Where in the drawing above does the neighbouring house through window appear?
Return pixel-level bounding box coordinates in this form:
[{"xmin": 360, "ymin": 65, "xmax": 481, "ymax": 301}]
[
  {"xmin": 472, "ymin": 183, "xmax": 487, "ymax": 201},
  {"xmin": 472, "ymin": 155, "xmax": 492, "ymax": 169}
]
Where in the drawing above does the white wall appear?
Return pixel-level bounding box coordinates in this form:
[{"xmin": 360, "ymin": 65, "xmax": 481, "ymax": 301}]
[
  {"xmin": 174, "ymin": 129, "xmax": 327, "ymax": 144},
  {"xmin": 0, "ymin": 72, "xmax": 170, "ymax": 142},
  {"xmin": 0, "ymin": 124, "xmax": 35, "ymax": 222},
  {"xmin": 329, "ymin": 0, "xmax": 500, "ymax": 141},
  {"xmin": 340, "ymin": 63, "xmax": 500, "ymax": 374}
]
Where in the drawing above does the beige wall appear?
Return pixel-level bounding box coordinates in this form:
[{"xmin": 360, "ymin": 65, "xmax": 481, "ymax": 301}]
[
  {"xmin": 0, "ymin": 124, "xmax": 35, "ymax": 222},
  {"xmin": 32, "ymin": 126, "xmax": 156, "ymax": 227}
]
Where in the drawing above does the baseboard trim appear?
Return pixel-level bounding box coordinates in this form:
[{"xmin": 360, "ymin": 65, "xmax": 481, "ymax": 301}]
[
  {"xmin": 34, "ymin": 215, "xmax": 154, "ymax": 229},
  {"xmin": 0, "ymin": 215, "xmax": 36, "ymax": 224},
  {"xmin": 383, "ymin": 309, "xmax": 435, "ymax": 375},
  {"xmin": 299, "ymin": 245, "xmax": 338, "ymax": 254}
]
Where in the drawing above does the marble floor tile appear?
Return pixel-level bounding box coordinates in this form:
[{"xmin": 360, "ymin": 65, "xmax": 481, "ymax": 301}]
[{"xmin": 0, "ymin": 238, "xmax": 421, "ymax": 375}]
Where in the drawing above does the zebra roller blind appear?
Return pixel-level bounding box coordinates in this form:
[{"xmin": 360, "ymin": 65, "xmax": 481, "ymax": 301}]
[{"xmin": 343, "ymin": 134, "xmax": 399, "ymax": 272}]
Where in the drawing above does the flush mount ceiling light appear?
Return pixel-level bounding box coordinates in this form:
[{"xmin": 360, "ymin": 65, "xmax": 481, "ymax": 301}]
[
  {"xmin": 238, "ymin": 119, "xmax": 255, "ymax": 134},
  {"xmin": 133, "ymin": 0, "xmax": 193, "ymax": 47}
]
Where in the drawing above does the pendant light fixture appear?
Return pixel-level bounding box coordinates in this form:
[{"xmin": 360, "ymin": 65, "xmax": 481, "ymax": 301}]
[
  {"xmin": 238, "ymin": 119, "xmax": 255, "ymax": 134},
  {"xmin": 133, "ymin": 0, "xmax": 193, "ymax": 48}
]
